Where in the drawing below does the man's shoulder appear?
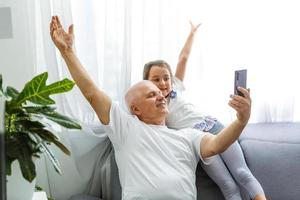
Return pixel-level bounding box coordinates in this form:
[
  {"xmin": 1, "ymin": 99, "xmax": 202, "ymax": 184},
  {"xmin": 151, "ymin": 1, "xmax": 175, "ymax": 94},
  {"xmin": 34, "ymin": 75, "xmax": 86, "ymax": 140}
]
[{"xmin": 107, "ymin": 101, "xmax": 142, "ymax": 127}]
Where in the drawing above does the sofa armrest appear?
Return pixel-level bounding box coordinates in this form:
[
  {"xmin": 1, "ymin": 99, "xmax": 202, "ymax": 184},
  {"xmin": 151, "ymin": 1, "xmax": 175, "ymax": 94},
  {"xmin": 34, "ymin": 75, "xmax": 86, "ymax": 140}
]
[{"xmin": 239, "ymin": 122, "xmax": 300, "ymax": 200}]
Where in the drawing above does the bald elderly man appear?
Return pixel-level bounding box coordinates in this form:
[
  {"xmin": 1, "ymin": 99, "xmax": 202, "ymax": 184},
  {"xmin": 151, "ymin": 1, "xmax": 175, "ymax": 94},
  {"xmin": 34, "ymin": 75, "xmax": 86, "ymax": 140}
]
[{"xmin": 50, "ymin": 16, "xmax": 252, "ymax": 199}]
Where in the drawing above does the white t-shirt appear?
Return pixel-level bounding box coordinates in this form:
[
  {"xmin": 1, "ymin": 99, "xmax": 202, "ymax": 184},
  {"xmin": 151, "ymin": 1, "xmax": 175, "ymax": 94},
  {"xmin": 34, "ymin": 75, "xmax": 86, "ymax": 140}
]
[
  {"xmin": 104, "ymin": 102, "xmax": 209, "ymax": 200},
  {"xmin": 166, "ymin": 77, "xmax": 214, "ymax": 131}
]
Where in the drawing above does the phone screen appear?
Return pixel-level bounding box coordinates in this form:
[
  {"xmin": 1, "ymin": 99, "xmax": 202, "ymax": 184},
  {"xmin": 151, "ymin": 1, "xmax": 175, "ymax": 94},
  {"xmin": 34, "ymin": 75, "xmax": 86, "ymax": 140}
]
[{"xmin": 234, "ymin": 69, "xmax": 247, "ymax": 97}]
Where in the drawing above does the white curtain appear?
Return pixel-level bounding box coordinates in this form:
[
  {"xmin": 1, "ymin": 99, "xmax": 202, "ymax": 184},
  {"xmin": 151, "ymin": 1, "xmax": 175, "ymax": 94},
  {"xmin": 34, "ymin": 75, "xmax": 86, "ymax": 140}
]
[
  {"xmin": 68, "ymin": 0, "xmax": 300, "ymax": 125},
  {"xmin": 71, "ymin": 0, "xmax": 300, "ymax": 125},
  {"xmin": 181, "ymin": 0, "xmax": 300, "ymax": 124},
  {"xmin": 33, "ymin": 0, "xmax": 300, "ymax": 126},
  {"xmin": 68, "ymin": 0, "xmax": 188, "ymax": 125}
]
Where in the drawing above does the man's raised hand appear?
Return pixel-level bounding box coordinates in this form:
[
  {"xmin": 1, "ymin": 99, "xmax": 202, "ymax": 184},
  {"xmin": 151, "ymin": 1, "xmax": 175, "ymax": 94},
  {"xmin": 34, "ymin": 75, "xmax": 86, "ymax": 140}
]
[
  {"xmin": 229, "ymin": 87, "xmax": 252, "ymax": 125},
  {"xmin": 50, "ymin": 16, "xmax": 74, "ymax": 52}
]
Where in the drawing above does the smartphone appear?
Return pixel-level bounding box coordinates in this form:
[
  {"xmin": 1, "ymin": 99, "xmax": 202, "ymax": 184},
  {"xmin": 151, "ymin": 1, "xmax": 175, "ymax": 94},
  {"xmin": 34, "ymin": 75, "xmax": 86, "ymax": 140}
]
[{"xmin": 234, "ymin": 69, "xmax": 247, "ymax": 97}]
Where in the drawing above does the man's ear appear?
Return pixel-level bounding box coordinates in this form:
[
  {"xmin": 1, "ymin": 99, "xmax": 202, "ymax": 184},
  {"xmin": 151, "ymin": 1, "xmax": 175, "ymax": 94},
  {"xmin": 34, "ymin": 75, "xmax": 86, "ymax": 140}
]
[{"xmin": 131, "ymin": 105, "xmax": 141, "ymax": 115}]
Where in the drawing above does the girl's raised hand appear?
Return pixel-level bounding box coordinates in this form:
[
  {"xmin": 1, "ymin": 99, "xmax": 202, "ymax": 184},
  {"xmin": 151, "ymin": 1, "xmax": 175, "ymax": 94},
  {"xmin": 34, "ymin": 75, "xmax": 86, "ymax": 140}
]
[{"xmin": 189, "ymin": 21, "xmax": 201, "ymax": 34}]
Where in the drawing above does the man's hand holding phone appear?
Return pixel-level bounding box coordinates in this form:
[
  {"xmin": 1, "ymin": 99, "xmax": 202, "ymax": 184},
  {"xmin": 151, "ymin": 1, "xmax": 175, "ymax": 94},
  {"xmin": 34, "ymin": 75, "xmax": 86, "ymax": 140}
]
[{"xmin": 231, "ymin": 69, "xmax": 251, "ymax": 125}]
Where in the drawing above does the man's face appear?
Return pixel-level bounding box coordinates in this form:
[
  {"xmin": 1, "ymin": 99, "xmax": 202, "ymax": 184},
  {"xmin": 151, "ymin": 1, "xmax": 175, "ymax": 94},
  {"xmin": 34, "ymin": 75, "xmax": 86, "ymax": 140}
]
[
  {"xmin": 148, "ymin": 66, "xmax": 172, "ymax": 97},
  {"xmin": 128, "ymin": 81, "xmax": 168, "ymax": 124}
]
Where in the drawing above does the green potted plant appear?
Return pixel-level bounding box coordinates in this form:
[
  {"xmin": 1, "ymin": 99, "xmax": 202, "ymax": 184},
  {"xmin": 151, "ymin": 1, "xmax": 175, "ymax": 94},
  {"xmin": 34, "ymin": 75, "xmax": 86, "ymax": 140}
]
[{"xmin": 0, "ymin": 72, "xmax": 81, "ymax": 199}]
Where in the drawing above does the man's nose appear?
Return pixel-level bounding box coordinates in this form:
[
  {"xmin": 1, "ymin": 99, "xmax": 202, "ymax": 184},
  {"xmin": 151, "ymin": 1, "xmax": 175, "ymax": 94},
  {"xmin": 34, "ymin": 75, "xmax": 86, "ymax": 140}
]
[{"xmin": 157, "ymin": 93, "xmax": 165, "ymax": 101}]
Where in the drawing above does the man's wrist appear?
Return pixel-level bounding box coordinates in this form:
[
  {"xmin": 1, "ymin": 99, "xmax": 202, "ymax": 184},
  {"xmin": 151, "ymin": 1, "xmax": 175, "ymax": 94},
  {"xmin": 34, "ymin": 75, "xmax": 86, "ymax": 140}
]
[
  {"xmin": 60, "ymin": 47, "xmax": 75, "ymax": 57},
  {"xmin": 235, "ymin": 118, "xmax": 248, "ymax": 127}
]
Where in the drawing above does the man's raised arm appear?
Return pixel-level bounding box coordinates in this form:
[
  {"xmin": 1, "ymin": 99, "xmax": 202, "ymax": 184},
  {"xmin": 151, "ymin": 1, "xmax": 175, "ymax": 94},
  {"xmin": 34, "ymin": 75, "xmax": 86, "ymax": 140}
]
[{"xmin": 50, "ymin": 16, "xmax": 111, "ymax": 125}]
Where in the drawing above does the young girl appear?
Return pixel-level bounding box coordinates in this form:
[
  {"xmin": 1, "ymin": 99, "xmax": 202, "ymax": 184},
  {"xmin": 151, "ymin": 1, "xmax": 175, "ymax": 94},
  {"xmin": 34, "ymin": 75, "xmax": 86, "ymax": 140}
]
[{"xmin": 143, "ymin": 22, "xmax": 266, "ymax": 200}]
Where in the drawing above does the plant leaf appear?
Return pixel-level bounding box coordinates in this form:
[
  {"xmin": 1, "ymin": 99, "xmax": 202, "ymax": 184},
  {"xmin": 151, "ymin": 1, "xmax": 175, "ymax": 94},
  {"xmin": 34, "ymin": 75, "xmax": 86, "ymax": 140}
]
[
  {"xmin": 6, "ymin": 157, "xmax": 14, "ymax": 176},
  {"xmin": 40, "ymin": 142, "xmax": 62, "ymax": 174},
  {"xmin": 24, "ymin": 106, "xmax": 56, "ymax": 113},
  {"xmin": 51, "ymin": 139, "xmax": 70, "ymax": 155},
  {"xmin": 29, "ymin": 129, "xmax": 58, "ymax": 141},
  {"xmin": 5, "ymin": 136, "xmax": 22, "ymax": 158},
  {"xmin": 27, "ymin": 128, "xmax": 71, "ymax": 158},
  {"xmin": 14, "ymin": 120, "xmax": 45, "ymax": 130},
  {"xmin": 5, "ymin": 101, "xmax": 23, "ymax": 114},
  {"xmin": 6, "ymin": 86, "xmax": 20, "ymax": 99},
  {"xmin": 15, "ymin": 72, "xmax": 50, "ymax": 105},
  {"xmin": 6, "ymin": 133, "xmax": 37, "ymax": 182},
  {"xmin": 23, "ymin": 106, "xmax": 81, "ymax": 129},
  {"xmin": 15, "ymin": 72, "xmax": 75, "ymax": 106},
  {"xmin": 17, "ymin": 146, "xmax": 36, "ymax": 182},
  {"xmin": 44, "ymin": 78, "xmax": 75, "ymax": 96},
  {"xmin": 41, "ymin": 111, "xmax": 81, "ymax": 129},
  {"xmin": 31, "ymin": 129, "xmax": 70, "ymax": 155}
]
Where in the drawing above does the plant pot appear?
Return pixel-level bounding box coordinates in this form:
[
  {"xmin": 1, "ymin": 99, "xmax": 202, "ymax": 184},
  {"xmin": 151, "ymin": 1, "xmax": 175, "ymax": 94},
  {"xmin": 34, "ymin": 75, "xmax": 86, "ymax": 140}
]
[{"xmin": 7, "ymin": 160, "xmax": 36, "ymax": 200}]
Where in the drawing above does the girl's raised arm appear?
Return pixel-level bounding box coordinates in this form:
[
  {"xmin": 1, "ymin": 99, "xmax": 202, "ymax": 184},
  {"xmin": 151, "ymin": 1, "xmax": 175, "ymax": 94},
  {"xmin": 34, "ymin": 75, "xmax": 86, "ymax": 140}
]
[{"xmin": 175, "ymin": 21, "xmax": 201, "ymax": 81}]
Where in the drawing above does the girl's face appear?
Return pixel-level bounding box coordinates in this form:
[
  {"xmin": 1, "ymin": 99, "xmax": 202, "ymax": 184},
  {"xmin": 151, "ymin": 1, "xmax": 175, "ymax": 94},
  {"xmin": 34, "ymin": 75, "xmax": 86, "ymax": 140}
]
[{"xmin": 148, "ymin": 66, "xmax": 172, "ymax": 97}]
